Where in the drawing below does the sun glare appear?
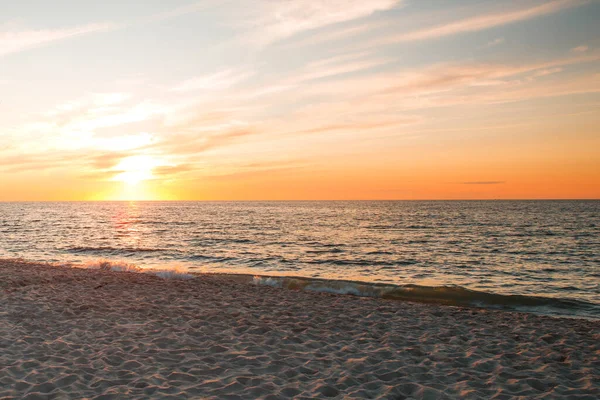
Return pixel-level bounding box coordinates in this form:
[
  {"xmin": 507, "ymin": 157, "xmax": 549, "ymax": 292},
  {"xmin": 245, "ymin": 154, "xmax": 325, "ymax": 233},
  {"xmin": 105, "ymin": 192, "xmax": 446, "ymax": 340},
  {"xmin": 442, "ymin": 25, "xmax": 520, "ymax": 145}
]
[{"xmin": 113, "ymin": 155, "xmax": 159, "ymax": 185}]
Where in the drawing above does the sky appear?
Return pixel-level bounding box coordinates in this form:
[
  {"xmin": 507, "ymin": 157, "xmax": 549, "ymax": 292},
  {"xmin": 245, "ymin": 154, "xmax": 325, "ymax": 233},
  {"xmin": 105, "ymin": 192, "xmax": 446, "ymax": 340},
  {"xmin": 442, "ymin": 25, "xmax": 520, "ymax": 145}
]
[{"xmin": 0, "ymin": 0, "xmax": 599, "ymax": 200}]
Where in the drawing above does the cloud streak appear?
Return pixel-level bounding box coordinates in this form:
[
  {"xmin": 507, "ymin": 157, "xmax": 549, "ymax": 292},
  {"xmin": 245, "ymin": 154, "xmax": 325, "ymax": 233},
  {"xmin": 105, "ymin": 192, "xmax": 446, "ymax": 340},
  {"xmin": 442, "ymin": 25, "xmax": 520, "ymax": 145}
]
[
  {"xmin": 370, "ymin": 0, "xmax": 588, "ymax": 46},
  {"xmin": 0, "ymin": 23, "xmax": 116, "ymax": 57},
  {"xmin": 248, "ymin": 0, "xmax": 400, "ymax": 44},
  {"xmin": 171, "ymin": 69, "xmax": 254, "ymax": 92},
  {"xmin": 485, "ymin": 37, "xmax": 505, "ymax": 48},
  {"xmin": 300, "ymin": 53, "xmax": 600, "ymax": 105},
  {"xmin": 461, "ymin": 181, "xmax": 506, "ymax": 185},
  {"xmin": 0, "ymin": 1, "xmax": 222, "ymax": 57}
]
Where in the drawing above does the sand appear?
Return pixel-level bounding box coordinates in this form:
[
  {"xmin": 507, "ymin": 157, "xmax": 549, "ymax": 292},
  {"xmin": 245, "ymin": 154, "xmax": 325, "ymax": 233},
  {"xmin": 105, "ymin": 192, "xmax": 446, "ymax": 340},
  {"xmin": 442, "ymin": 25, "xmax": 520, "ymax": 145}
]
[{"xmin": 1, "ymin": 260, "xmax": 598, "ymax": 399}]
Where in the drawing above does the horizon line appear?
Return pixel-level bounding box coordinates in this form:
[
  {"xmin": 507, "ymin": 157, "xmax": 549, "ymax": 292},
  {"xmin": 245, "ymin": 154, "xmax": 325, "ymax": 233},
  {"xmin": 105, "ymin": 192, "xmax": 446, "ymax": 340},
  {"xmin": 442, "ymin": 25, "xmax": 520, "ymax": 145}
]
[{"xmin": 1, "ymin": 198, "xmax": 598, "ymax": 202}]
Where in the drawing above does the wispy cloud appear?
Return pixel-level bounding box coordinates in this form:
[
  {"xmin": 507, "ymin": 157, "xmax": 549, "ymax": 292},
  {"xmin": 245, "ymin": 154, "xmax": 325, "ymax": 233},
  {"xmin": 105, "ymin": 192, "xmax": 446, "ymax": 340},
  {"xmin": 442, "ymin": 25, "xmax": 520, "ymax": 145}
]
[
  {"xmin": 485, "ymin": 37, "xmax": 505, "ymax": 48},
  {"xmin": 152, "ymin": 164, "xmax": 196, "ymax": 177},
  {"xmin": 171, "ymin": 69, "xmax": 254, "ymax": 92},
  {"xmin": 133, "ymin": 1, "xmax": 225, "ymax": 25},
  {"xmin": 292, "ymin": 56, "xmax": 392, "ymax": 83},
  {"xmin": 571, "ymin": 45, "xmax": 589, "ymax": 53},
  {"xmin": 281, "ymin": 23, "xmax": 378, "ymax": 49},
  {"xmin": 8, "ymin": 92, "xmax": 170, "ymax": 158},
  {"xmin": 530, "ymin": 67, "xmax": 563, "ymax": 78},
  {"xmin": 247, "ymin": 0, "xmax": 400, "ymax": 44},
  {"xmin": 203, "ymin": 164, "xmax": 305, "ymax": 181},
  {"xmin": 231, "ymin": 51, "xmax": 391, "ymax": 100},
  {"xmin": 0, "ymin": 23, "xmax": 116, "ymax": 57},
  {"xmin": 291, "ymin": 118, "xmax": 420, "ymax": 136},
  {"xmin": 45, "ymin": 92, "xmax": 132, "ymax": 118},
  {"xmin": 461, "ymin": 181, "xmax": 506, "ymax": 185},
  {"xmin": 0, "ymin": 1, "xmax": 222, "ymax": 57},
  {"xmin": 303, "ymin": 53, "xmax": 600, "ymax": 101},
  {"xmin": 370, "ymin": 0, "xmax": 588, "ymax": 46},
  {"xmin": 10, "ymin": 51, "xmax": 597, "ymax": 177}
]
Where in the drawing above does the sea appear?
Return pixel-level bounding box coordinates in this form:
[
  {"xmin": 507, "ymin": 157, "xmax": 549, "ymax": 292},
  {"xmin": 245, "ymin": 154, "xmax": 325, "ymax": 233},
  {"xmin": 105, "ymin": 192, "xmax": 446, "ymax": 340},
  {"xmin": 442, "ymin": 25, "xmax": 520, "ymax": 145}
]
[{"xmin": 1, "ymin": 200, "xmax": 598, "ymax": 319}]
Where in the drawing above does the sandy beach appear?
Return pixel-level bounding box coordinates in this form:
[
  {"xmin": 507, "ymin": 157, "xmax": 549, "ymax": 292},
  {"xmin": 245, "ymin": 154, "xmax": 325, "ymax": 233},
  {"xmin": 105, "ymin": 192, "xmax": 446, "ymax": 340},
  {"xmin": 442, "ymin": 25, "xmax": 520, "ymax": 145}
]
[{"xmin": 1, "ymin": 260, "xmax": 598, "ymax": 399}]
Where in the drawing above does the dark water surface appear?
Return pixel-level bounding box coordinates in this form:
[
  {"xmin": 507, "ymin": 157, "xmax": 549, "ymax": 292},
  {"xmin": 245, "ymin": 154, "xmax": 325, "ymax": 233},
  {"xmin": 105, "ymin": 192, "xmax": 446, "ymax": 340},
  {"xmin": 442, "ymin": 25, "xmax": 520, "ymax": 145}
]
[{"xmin": 1, "ymin": 201, "xmax": 598, "ymax": 318}]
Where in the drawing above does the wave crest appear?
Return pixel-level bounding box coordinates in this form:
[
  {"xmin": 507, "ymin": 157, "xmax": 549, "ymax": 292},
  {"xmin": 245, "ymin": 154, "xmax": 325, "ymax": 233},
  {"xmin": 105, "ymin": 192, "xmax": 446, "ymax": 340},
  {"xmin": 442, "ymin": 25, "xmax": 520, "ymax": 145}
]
[
  {"xmin": 78, "ymin": 259, "xmax": 194, "ymax": 280},
  {"xmin": 252, "ymin": 276, "xmax": 599, "ymax": 320}
]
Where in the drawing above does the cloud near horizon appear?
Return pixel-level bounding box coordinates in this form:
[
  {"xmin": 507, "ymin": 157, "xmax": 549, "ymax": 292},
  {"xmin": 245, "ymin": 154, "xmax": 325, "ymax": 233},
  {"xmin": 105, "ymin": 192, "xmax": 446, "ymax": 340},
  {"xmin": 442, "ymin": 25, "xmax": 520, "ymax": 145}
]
[{"xmin": 460, "ymin": 181, "xmax": 506, "ymax": 185}]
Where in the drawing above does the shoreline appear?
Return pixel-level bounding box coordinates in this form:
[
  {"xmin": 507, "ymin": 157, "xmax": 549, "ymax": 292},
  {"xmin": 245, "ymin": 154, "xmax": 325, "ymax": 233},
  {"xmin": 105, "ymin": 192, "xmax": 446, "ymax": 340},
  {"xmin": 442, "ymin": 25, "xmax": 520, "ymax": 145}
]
[
  {"xmin": 2, "ymin": 259, "xmax": 599, "ymax": 399},
  {"xmin": 4, "ymin": 257, "xmax": 599, "ymax": 321}
]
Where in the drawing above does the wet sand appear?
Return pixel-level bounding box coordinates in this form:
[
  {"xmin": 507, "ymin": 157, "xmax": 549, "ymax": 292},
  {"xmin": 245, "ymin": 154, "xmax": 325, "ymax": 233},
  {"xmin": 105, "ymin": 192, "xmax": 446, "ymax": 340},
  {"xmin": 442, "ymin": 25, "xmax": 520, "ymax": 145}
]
[{"xmin": 1, "ymin": 259, "xmax": 598, "ymax": 399}]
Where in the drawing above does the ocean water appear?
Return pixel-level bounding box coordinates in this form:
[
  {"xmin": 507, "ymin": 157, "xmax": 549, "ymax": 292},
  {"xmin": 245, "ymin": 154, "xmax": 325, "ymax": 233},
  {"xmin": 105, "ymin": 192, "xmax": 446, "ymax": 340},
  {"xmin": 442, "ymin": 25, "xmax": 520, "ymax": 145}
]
[{"xmin": 1, "ymin": 201, "xmax": 598, "ymax": 319}]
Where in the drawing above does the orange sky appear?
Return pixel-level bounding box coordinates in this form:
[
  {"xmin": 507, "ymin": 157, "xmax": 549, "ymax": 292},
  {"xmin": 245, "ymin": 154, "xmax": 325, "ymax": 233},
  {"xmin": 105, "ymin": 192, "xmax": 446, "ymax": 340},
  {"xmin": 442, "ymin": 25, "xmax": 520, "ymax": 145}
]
[{"xmin": 1, "ymin": 0, "xmax": 599, "ymax": 200}]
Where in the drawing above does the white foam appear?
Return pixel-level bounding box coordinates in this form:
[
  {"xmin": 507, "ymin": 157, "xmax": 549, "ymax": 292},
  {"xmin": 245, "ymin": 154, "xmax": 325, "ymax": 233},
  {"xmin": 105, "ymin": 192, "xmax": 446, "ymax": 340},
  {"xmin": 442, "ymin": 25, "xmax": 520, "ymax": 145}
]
[
  {"xmin": 83, "ymin": 259, "xmax": 141, "ymax": 273},
  {"xmin": 252, "ymin": 276, "xmax": 284, "ymax": 288},
  {"xmin": 151, "ymin": 269, "xmax": 194, "ymax": 280},
  {"xmin": 304, "ymin": 283, "xmax": 365, "ymax": 296},
  {"xmin": 79, "ymin": 259, "xmax": 193, "ymax": 280}
]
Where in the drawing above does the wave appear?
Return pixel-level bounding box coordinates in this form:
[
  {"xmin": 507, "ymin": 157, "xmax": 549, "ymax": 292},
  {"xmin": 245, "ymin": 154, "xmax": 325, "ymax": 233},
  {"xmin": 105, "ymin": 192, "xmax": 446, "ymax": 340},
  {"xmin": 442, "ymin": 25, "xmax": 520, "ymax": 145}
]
[
  {"xmin": 304, "ymin": 259, "xmax": 397, "ymax": 266},
  {"xmin": 80, "ymin": 260, "xmax": 194, "ymax": 280},
  {"xmin": 251, "ymin": 276, "xmax": 600, "ymax": 320},
  {"xmin": 65, "ymin": 246, "xmax": 171, "ymax": 254},
  {"xmin": 7, "ymin": 256, "xmax": 598, "ymax": 320}
]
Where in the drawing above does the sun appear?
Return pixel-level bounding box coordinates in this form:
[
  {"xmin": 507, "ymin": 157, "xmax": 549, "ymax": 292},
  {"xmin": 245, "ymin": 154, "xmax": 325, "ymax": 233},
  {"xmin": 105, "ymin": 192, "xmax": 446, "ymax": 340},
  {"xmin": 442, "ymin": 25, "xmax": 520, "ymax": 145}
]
[
  {"xmin": 113, "ymin": 155, "xmax": 159, "ymax": 185},
  {"xmin": 102, "ymin": 154, "xmax": 177, "ymax": 200}
]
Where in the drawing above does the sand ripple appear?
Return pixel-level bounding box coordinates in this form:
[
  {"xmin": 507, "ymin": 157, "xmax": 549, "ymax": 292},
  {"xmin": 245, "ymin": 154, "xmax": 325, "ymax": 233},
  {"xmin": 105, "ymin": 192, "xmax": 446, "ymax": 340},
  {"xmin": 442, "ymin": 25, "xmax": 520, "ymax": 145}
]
[{"xmin": 1, "ymin": 260, "xmax": 599, "ymax": 399}]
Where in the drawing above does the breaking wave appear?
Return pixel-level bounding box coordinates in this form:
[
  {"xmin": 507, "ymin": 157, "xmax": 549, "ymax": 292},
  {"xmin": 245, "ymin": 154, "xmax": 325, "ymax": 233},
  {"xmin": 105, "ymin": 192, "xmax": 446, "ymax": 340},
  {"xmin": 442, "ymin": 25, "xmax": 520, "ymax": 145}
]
[
  {"xmin": 251, "ymin": 276, "xmax": 600, "ymax": 320},
  {"xmin": 26, "ymin": 257, "xmax": 600, "ymax": 320},
  {"xmin": 72, "ymin": 259, "xmax": 194, "ymax": 280}
]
